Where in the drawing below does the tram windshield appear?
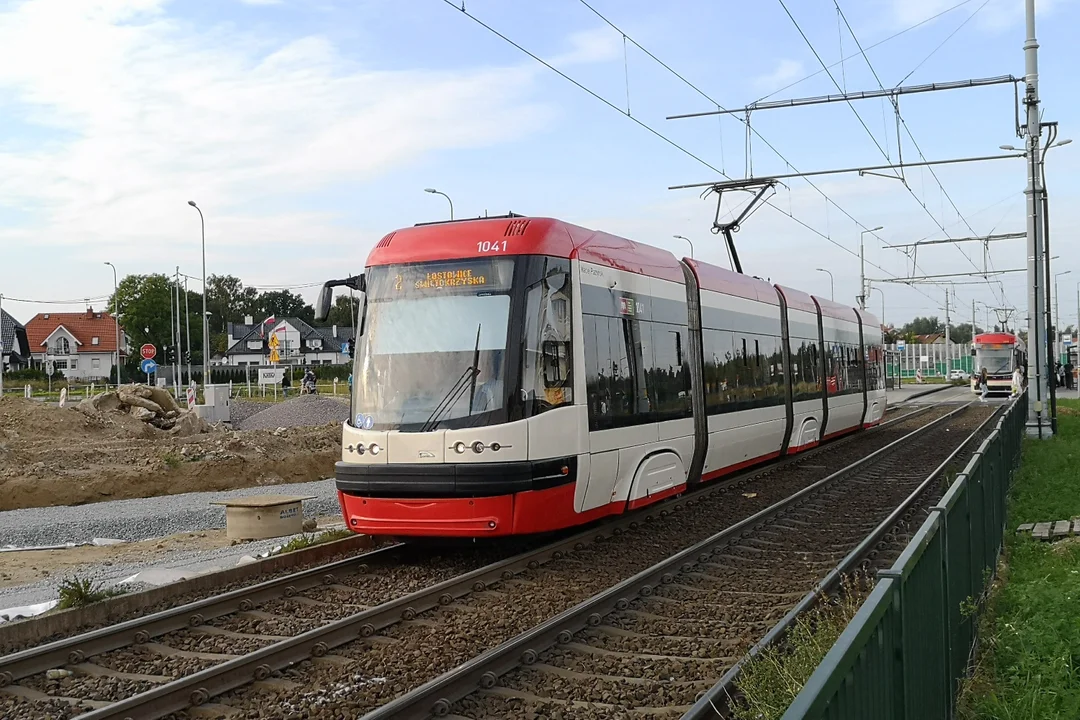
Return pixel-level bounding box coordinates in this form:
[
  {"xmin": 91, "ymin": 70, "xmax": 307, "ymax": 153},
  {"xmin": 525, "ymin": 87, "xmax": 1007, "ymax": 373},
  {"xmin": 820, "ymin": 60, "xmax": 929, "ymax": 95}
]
[
  {"xmin": 975, "ymin": 348, "xmax": 1013, "ymax": 375},
  {"xmin": 352, "ymin": 258, "xmax": 514, "ymax": 431}
]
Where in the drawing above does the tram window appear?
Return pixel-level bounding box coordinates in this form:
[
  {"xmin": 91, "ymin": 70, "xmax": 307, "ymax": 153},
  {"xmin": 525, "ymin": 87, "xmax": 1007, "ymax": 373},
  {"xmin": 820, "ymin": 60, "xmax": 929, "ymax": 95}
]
[
  {"xmin": 521, "ymin": 261, "xmax": 573, "ymax": 417},
  {"xmin": 649, "ymin": 323, "xmax": 692, "ymax": 420}
]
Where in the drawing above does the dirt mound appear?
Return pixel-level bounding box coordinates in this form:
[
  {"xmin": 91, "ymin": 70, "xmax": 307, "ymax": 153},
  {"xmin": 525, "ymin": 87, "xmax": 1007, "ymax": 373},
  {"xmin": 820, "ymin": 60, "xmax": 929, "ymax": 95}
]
[{"xmin": 0, "ymin": 396, "xmax": 343, "ymax": 511}]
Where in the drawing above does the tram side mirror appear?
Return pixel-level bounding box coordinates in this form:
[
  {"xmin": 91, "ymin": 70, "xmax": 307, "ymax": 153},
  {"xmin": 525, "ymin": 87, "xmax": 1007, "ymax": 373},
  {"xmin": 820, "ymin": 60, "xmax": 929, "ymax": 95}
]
[
  {"xmin": 544, "ymin": 271, "xmax": 567, "ymax": 293},
  {"xmin": 542, "ymin": 341, "xmax": 570, "ymax": 388},
  {"xmin": 314, "ymin": 283, "xmax": 334, "ymax": 322}
]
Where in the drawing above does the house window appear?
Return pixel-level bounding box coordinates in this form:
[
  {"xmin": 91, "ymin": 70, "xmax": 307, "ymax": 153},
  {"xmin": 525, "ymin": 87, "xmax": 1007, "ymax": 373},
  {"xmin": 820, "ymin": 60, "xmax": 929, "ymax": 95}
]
[
  {"xmin": 309, "ymin": 339, "xmax": 323, "ymax": 349},
  {"xmin": 54, "ymin": 338, "xmax": 70, "ymax": 355},
  {"xmin": 247, "ymin": 340, "xmax": 262, "ymax": 351},
  {"xmin": 54, "ymin": 359, "xmax": 68, "ymax": 369},
  {"xmin": 92, "ymin": 358, "xmax": 101, "ymax": 369},
  {"xmin": 70, "ymin": 358, "xmax": 78, "ymax": 370},
  {"xmin": 92, "ymin": 336, "xmax": 100, "ymax": 345}
]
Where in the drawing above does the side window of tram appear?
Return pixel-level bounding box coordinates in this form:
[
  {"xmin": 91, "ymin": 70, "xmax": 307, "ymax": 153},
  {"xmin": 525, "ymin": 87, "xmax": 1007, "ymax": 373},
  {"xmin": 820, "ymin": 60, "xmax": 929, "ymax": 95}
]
[{"xmin": 522, "ymin": 264, "xmax": 573, "ymax": 416}]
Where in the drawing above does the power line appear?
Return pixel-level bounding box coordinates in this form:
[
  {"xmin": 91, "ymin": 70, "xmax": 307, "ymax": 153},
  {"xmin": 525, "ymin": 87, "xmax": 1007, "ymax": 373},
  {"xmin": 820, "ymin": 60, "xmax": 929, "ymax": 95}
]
[
  {"xmin": 571, "ymin": 0, "xmax": 943, "ymax": 299},
  {"xmin": 832, "ymin": 0, "xmax": 1008, "ymax": 308},
  {"xmin": 896, "ymin": 0, "xmax": 991, "ymax": 86},
  {"xmin": 441, "ymin": 0, "xmax": 940, "ymax": 306},
  {"xmin": 755, "ymin": 0, "xmax": 976, "ymax": 103},
  {"xmin": 1, "ymin": 295, "xmax": 111, "ymax": 305}
]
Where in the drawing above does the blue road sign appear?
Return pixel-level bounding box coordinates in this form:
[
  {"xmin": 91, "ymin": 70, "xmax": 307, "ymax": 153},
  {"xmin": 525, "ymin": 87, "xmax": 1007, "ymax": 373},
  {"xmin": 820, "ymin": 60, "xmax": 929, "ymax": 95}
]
[
  {"xmin": 341, "ymin": 342, "xmax": 349, "ymax": 354},
  {"xmin": 140, "ymin": 358, "xmax": 158, "ymax": 375}
]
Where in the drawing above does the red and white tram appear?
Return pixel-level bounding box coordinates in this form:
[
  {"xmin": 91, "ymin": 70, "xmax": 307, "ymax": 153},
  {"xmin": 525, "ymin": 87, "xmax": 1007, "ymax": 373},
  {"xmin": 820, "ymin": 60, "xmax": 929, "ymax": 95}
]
[
  {"xmin": 971, "ymin": 332, "xmax": 1025, "ymax": 395},
  {"xmin": 315, "ymin": 216, "xmax": 886, "ymax": 537}
]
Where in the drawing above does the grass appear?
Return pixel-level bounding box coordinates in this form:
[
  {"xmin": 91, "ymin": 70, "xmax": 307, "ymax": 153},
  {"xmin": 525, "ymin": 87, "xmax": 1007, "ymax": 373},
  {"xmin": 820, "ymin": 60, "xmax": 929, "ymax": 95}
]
[
  {"xmin": 161, "ymin": 451, "xmax": 183, "ymax": 469},
  {"xmin": 56, "ymin": 576, "xmax": 128, "ymax": 610},
  {"xmin": 277, "ymin": 528, "xmax": 354, "ymax": 554},
  {"xmin": 733, "ymin": 574, "xmax": 874, "ymax": 720},
  {"xmin": 958, "ymin": 398, "xmax": 1080, "ymax": 720}
]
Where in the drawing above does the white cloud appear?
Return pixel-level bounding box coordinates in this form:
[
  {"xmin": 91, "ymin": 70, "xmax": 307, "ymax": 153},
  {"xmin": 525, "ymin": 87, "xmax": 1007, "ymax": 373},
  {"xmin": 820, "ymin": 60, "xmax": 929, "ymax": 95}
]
[
  {"xmin": 549, "ymin": 26, "xmax": 622, "ymax": 67},
  {"xmin": 0, "ymin": 0, "xmax": 552, "ymax": 257},
  {"xmin": 239, "ymin": 0, "xmax": 283, "ymax": 5},
  {"xmin": 754, "ymin": 59, "xmax": 804, "ymax": 92}
]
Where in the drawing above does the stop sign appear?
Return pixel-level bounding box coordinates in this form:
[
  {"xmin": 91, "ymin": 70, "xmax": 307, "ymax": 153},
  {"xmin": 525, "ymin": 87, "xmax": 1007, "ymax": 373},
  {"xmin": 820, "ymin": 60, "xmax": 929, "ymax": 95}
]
[{"xmin": 141, "ymin": 344, "xmax": 157, "ymax": 360}]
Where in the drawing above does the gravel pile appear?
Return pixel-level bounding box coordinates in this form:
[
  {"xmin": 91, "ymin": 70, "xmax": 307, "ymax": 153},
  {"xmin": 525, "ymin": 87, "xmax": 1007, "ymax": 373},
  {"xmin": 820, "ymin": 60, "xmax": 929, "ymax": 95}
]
[
  {"xmin": 235, "ymin": 396, "xmax": 350, "ymax": 431},
  {"xmin": 0, "ymin": 478, "xmax": 340, "ymax": 549}
]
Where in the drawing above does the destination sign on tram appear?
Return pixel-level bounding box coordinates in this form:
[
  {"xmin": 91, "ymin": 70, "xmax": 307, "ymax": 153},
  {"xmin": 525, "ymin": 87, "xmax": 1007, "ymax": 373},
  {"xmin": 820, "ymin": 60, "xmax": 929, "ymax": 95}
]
[{"xmin": 392, "ymin": 259, "xmax": 511, "ymax": 292}]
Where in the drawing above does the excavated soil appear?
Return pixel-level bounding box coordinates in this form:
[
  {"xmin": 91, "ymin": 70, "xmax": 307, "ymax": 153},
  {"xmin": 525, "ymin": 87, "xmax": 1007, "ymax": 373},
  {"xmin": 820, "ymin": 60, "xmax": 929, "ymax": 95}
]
[{"xmin": 0, "ymin": 398, "xmax": 341, "ymax": 511}]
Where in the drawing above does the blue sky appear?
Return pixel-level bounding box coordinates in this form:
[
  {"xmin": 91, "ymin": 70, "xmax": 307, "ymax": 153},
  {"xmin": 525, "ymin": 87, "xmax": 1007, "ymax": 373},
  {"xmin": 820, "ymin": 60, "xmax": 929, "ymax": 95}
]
[{"xmin": 0, "ymin": 0, "xmax": 1077, "ymax": 330}]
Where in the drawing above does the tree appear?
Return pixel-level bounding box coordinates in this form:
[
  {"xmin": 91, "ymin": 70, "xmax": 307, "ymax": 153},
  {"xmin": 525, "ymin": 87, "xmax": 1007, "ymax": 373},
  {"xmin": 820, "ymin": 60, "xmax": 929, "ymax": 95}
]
[
  {"xmin": 255, "ymin": 290, "xmax": 314, "ymax": 324},
  {"xmin": 205, "ymin": 274, "xmax": 245, "ymax": 334},
  {"xmin": 326, "ymin": 295, "xmax": 360, "ymax": 329},
  {"xmin": 110, "ymin": 274, "xmax": 207, "ymax": 372},
  {"xmin": 901, "ymin": 316, "xmax": 943, "ymax": 336}
]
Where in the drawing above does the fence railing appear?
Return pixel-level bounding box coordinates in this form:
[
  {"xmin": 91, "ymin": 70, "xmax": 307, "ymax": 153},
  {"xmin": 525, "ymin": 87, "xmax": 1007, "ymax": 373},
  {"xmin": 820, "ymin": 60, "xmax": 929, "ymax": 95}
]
[{"xmin": 781, "ymin": 392, "xmax": 1025, "ymax": 720}]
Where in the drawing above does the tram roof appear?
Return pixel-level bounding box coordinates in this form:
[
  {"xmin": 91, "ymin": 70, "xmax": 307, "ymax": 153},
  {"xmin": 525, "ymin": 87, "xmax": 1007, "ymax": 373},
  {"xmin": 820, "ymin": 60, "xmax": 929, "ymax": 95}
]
[
  {"xmin": 366, "ymin": 216, "xmax": 686, "ymax": 284},
  {"xmin": 813, "ymin": 295, "xmax": 861, "ymax": 324},
  {"xmin": 684, "ymin": 259, "xmax": 780, "ymax": 305},
  {"xmin": 973, "ymin": 332, "xmax": 1018, "ymax": 345}
]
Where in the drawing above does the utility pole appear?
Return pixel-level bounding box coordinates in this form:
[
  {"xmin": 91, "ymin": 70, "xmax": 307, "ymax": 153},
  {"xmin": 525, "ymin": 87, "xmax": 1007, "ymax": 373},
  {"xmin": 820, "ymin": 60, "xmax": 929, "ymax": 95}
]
[
  {"xmin": 184, "ymin": 276, "xmax": 192, "ymax": 387},
  {"xmin": 1023, "ymin": 0, "xmax": 1050, "ymax": 437},
  {"xmin": 858, "ymin": 226, "xmax": 883, "ymax": 310},
  {"xmin": 174, "ymin": 267, "xmax": 182, "ymax": 398},
  {"xmin": 944, "ymin": 288, "xmax": 951, "ymax": 355}
]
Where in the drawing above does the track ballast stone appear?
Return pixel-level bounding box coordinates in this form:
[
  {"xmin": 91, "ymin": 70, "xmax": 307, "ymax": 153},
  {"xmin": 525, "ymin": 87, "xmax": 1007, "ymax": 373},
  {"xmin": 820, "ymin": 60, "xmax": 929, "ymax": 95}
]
[{"xmin": 236, "ymin": 395, "xmax": 350, "ymax": 431}]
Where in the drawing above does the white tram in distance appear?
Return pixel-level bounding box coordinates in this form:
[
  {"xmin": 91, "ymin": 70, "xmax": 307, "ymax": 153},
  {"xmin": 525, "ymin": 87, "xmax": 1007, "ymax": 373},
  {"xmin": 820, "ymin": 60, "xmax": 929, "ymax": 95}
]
[
  {"xmin": 970, "ymin": 332, "xmax": 1025, "ymax": 395},
  {"xmin": 315, "ymin": 216, "xmax": 887, "ymax": 537}
]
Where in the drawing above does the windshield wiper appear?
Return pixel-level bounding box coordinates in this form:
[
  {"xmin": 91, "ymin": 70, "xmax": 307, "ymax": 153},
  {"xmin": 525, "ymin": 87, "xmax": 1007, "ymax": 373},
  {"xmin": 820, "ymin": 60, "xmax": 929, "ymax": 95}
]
[{"xmin": 421, "ymin": 324, "xmax": 482, "ymax": 433}]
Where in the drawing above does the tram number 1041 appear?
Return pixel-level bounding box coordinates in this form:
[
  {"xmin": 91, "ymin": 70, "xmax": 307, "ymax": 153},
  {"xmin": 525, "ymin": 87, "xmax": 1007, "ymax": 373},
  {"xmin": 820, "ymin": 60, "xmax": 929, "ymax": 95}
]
[{"xmin": 477, "ymin": 240, "xmax": 508, "ymax": 253}]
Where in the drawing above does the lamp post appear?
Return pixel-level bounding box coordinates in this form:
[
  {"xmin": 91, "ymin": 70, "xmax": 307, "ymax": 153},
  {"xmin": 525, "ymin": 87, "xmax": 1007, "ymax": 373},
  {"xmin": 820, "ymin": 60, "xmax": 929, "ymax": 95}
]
[
  {"xmin": 423, "ymin": 188, "xmax": 454, "ymax": 220},
  {"xmin": 187, "ymin": 201, "xmax": 208, "ymax": 389},
  {"xmin": 815, "ymin": 268, "xmax": 834, "ymax": 301},
  {"xmin": 672, "ymin": 235, "xmax": 695, "ymax": 259},
  {"xmin": 869, "ymin": 286, "xmax": 885, "ymax": 331},
  {"xmin": 858, "ymin": 226, "xmax": 884, "ymax": 310},
  {"xmin": 104, "ymin": 262, "xmax": 121, "ymax": 386}
]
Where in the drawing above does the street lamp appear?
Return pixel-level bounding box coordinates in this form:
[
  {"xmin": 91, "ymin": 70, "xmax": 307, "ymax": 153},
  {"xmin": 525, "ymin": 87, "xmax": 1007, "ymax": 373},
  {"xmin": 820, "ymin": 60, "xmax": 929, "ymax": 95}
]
[
  {"xmin": 859, "ymin": 226, "xmax": 884, "ymax": 310},
  {"xmin": 869, "ymin": 286, "xmax": 885, "ymax": 331},
  {"xmin": 672, "ymin": 235, "xmax": 695, "ymax": 259},
  {"xmin": 815, "ymin": 268, "xmax": 834, "ymax": 301},
  {"xmin": 104, "ymin": 262, "xmax": 121, "ymax": 386},
  {"xmin": 187, "ymin": 201, "xmax": 208, "ymax": 389},
  {"xmin": 423, "ymin": 188, "xmax": 454, "ymax": 220}
]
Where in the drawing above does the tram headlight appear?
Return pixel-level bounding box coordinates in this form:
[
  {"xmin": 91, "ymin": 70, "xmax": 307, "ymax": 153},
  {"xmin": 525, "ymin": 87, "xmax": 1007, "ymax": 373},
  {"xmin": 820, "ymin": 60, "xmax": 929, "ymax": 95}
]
[
  {"xmin": 453, "ymin": 442, "xmax": 467, "ymax": 454},
  {"xmin": 472, "ymin": 441, "xmax": 485, "ymax": 454},
  {"xmin": 369, "ymin": 443, "xmax": 381, "ymax": 455}
]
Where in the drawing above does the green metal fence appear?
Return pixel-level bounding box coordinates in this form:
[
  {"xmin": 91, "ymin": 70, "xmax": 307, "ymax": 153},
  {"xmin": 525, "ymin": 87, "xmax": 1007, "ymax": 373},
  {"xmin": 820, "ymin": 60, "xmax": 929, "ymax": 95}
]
[{"xmin": 782, "ymin": 393, "xmax": 1025, "ymax": 720}]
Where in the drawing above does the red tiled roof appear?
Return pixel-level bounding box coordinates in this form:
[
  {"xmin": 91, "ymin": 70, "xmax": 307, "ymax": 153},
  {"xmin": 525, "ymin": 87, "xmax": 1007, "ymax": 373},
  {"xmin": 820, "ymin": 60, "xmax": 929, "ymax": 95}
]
[{"xmin": 25, "ymin": 310, "xmax": 125, "ymax": 354}]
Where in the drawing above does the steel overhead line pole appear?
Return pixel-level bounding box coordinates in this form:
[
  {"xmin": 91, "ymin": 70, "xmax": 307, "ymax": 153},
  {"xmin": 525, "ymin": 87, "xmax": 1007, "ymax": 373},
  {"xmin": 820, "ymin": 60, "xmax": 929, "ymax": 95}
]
[
  {"xmin": 183, "ymin": 275, "xmax": 192, "ymax": 386},
  {"xmin": 1022, "ymin": 0, "xmax": 1049, "ymax": 438},
  {"xmin": 859, "ymin": 226, "xmax": 883, "ymax": 310},
  {"xmin": 174, "ymin": 266, "xmax": 182, "ymax": 399}
]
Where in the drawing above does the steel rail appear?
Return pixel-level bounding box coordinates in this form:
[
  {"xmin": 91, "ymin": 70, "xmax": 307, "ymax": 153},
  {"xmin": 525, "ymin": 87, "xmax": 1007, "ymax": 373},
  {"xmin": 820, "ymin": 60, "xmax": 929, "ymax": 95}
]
[
  {"xmin": 0, "ymin": 542, "xmax": 403, "ymax": 686},
  {"xmin": 48, "ymin": 406, "xmax": 937, "ymax": 720},
  {"xmin": 682, "ymin": 401, "xmax": 1001, "ymax": 718},
  {"xmin": 359, "ymin": 403, "xmax": 971, "ymax": 720}
]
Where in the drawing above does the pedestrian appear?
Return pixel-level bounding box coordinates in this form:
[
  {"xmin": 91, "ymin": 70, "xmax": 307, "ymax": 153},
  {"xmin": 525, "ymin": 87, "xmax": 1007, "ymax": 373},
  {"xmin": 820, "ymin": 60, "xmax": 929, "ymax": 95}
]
[
  {"xmin": 281, "ymin": 369, "xmax": 291, "ymax": 397},
  {"xmin": 1011, "ymin": 366, "xmax": 1022, "ymax": 398},
  {"xmin": 980, "ymin": 367, "xmax": 989, "ymax": 401}
]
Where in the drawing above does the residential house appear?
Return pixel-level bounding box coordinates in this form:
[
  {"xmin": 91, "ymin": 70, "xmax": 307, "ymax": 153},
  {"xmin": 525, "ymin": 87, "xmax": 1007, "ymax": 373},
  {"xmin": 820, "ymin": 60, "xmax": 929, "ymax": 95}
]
[
  {"xmin": 221, "ymin": 316, "xmax": 354, "ymax": 366},
  {"xmin": 1, "ymin": 309, "xmax": 30, "ymax": 372},
  {"xmin": 24, "ymin": 309, "xmax": 127, "ymax": 381},
  {"xmin": 912, "ymin": 333, "xmax": 946, "ymax": 345}
]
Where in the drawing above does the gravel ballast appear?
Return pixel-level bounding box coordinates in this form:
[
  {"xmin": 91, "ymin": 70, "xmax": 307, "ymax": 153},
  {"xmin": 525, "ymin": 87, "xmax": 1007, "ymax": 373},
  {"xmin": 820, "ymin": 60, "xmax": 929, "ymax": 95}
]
[{"xmin": 234, "ymin": 396, "xmax": 350, "ymax": 431}]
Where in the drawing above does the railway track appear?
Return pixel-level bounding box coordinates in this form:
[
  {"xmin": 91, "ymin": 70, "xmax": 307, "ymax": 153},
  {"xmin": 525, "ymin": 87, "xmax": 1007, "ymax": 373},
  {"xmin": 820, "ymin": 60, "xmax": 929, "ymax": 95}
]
[
  {"xmin": 0, "ymin": 405, "xmax": 946, "ymax": 720},
  {"xmin": 365, "ymin": 402, "xmax": 995, "ymax": 720}
]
